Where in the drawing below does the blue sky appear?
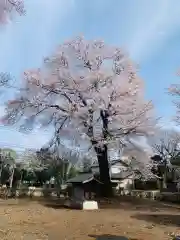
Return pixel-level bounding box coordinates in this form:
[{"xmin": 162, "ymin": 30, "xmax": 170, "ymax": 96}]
[{"xmin": 0, "ymin": 0, "xmax": 180, "ymax": 151}]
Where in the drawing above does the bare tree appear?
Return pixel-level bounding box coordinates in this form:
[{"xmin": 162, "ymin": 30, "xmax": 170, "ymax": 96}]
[
  {"xmin": 168, "ymin": 81, "xmax": 180, "ymax": 125},
  {"xmin": 151, "ymin": 130, "xmax": 180, "ymax": 189},
  {"xmin": 152, "ymin": 130, "xmax": 180, "ymax": 163},
  {"xmin": 2, "ymin": 37, "xmax": 156, "ymax": 196}
]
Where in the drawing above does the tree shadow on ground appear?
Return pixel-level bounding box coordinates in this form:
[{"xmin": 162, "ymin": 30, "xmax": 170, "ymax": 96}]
[
  {"xmin": 38, "ymin": 196, "xmax": 160, "ymax": 211},
  {"xmin": 89, "ymin": 234, "xmax": 138, "ymax": 240},
  {"xmin": 2, "ymin": 195, "xmax": 180, "ymax": 213},
  {"xmin": 37, "ymin": 197, "xmax": 68, "ymax": 209},
  {"xmin": 0, "ymin": 197, "xmax": 38, "ymax": 206},
  {"xmin": 0, "ymin": 197, "xmax": 67, "ymax": 209},
  {"xmin": 37, "ymin": 197, "xmax": 83, "ymax": 210},
  {"xmin": 98, "ymin": 196, "xmax": 180, "ymax": 212},
  {"xmin": 131, "ymin": 213, "xmax": 180, "ymax": 227},
  {"xmin": 35, "ymin": 195, "xmax": 180, "ymax": 212}
]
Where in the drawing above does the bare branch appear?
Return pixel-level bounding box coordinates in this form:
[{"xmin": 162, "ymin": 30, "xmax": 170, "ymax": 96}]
[{"xmin": 151, "ymin": 130, "xmax": 180, "ymax": 162}]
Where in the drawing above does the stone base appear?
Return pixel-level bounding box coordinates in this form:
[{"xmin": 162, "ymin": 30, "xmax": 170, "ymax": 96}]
[
  {"xmin": 64, "ymin": 199, "xmax": 98, "ymax": 210},
  {"xmin": 64, "ymin": 198, "xmax": 83, "ymax": 209},
  {"xmin": 82, "ymin": 200, "xmax": 98, "ymax": 210}
]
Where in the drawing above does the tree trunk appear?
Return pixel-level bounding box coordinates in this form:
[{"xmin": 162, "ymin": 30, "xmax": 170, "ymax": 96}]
[
  {"xmin": 9, "ymin": 167, "xmax": 15, "ymax": 189},
  {"xmin": 88, "ymin": 108, "xmax": 113, "ymax": 197},
  {"xmin": 157, "ymin": 178, "xmax": 163, "ymax": 191},
  {"xmin": 163, "ymin": 161, "xmax": 168, "ymax": 189},
  {"xmin": 163, "ymin": 173, "xmax": 167, "ymax": 189},
  {"xmin": 94, "ymin": 143, "xmax": 113, "ymax": 197},
  {"xmin": 0, "ymin": 163, "xmax": 3, "ymax": 184}
]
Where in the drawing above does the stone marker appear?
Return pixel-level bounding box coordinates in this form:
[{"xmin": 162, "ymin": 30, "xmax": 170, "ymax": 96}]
[
  {"xmin": 82, "ymin": 200, "xmax": 98, "ymax": 210},
  {"xmin": 64, "ymin": 199, "xmax": 98, "ymax": 210}
]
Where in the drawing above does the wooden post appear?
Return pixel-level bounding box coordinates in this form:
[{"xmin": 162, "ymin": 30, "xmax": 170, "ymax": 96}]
[
  {"xmin": 9, "ymin": 167, "xmax": 15, "ymax": 189},
  {"xmin": 0, "ymin": 163, "xmax": 3, "ymax": 185}
]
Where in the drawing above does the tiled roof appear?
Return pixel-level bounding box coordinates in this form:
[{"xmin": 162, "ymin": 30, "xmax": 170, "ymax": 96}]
[
  {"xmin": 67, "ymin": 173, "xmax": 94, "ymax": 183},
  {"xmin": 111, "ymin": 171, "xmax": 132, "ymax": 179},
  {"xmin": 91, "ymin": 159, "xmax": 127, "ymax": 168},
  {"xmin": 67, "ymin": 170, "xmax": 133, "ymax": 184}
]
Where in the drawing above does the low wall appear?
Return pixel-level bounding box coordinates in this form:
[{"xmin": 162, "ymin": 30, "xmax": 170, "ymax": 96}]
[
  {"xmin": 13, "ymin": 188, "xmax": 161, "ymax": 200},
  {"xmin": 16, "ymin": 187, "xmax": 58, "ymax": 198},
  {"xmin": 123, "ymin": 190, "xmax": 180, "ymax": 203},
  {"xmin": 2, "ymin": 187, "xmax": 180, "ymax": 203},
  {"xmin": 0, "ymin": 187, "xmax": 62, "ymax": 198},
  {"xmin": 128, "ymin": 190, "xmax": 160, "ymax": 200}
]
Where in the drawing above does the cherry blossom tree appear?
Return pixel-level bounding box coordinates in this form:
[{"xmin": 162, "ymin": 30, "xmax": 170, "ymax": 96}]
[
  {"xmin": 0, "ymin": 0, "xmax": 25, "ymax": 24},
  {"xmin": 2, "ymin": 37, "xmax": 156, "ymax": 196}
]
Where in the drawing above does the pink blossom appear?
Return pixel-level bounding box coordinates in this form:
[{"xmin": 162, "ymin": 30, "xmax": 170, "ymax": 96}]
[{"xmin": 0, "ymin": 0, "xmax": 25, "ymax": 24}]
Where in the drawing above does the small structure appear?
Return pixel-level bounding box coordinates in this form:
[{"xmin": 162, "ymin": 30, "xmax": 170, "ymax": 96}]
[
  {"xmin": 66, "ymin": 172, "xmax": 102, "ymax": 200},
  {"xmin": 64, "ymin": 159, "xmax": 136, "ymax": 209},
  {"xmin": 110, "ymin": 171, "xmax": 134, "ymax": 195},
  {"xmin": 64, "ymin": 173, "xmax": 101, "ymax": 210},
  {"xmin": 65, "ymin": 168, "xmax": 134, "ymax": 208}
]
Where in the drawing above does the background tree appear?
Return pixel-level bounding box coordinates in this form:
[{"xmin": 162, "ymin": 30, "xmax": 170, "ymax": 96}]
[
  {"xmin": 2, "ymin": 37, "xmax": 156, "ymax": 196},
  {"xmin": 151, "ymin": 130, "xmax": 180, "ymax": 163},
  {"xmin": 150, "ymin": 130, "xmax": 180, "ymax": 189},
  {"xmin": 0, "ymin": 148, "xmax": 16, "ymax": 187},
  {"xmin": 36, "ymin": 148, "xmax": 78, "ymax": 182},
  {"xmin": 18, "ymin": 149, "xmax": 50, "ymax": 186}
]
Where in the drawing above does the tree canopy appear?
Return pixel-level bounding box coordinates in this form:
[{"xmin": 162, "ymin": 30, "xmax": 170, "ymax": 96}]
[{"xmin": 2, "ymin": 37, "xmax": 157, "ymax": 195}]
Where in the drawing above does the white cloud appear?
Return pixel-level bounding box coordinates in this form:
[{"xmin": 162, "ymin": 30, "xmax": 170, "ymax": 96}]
[
  {"xmin": 0, "ymin": 0, "xmax": 75, "ymax": 72},
  {"xmin": 1, "ymin": 0, "xmax": 179, "ymax": 151},
  {"xmin": 127, "ymin": 0, "xmax": 180, "ymax": 61},
  {"xmin": 0, "ymin": 105, "xmax": 51, "ymax": 151},
  {"xmin": 0, "ymin": 126, "xmax": 52, "ymax": 150},
  {"xmin": 0, "ymin": 0, "xmax": 75, "ymax": 150},
  {"xmin": 158, "ymin": 117, "xmax": 180, "ymax": 131}
]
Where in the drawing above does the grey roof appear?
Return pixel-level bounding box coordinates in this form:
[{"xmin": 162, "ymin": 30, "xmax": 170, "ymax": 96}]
[
  {"xmin": 91, "ymin": 159, "xmax": 126, "ymax": 168},
  {"xmin": 67, "ymin": 173, "xmax": 94, "ymax": 184},
  {"xmin": 111, "ymin": 171, "xmax": 133, "ymax": 180},
  {"xmin": 67, "ymin": 170, "xmax": 133, "ymax": 184}
]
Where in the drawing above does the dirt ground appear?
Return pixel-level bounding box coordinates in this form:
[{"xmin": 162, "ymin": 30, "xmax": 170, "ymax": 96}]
[{"xmin": 0, "ymin": 197, "xmax": 179, "ymax": 240}]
